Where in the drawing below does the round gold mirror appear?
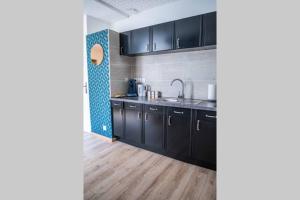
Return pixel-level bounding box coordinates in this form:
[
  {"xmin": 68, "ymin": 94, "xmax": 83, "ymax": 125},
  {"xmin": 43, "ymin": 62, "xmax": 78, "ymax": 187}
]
[{"xmin": 90, "ymin": 44, "xmax": 104, "ymax": 65}]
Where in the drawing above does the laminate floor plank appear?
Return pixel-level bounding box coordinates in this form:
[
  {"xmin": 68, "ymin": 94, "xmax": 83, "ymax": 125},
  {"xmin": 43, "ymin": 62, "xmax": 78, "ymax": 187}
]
[{"xmin": 83, "ymin": 132, "xmax": 216, "ymax": 200}]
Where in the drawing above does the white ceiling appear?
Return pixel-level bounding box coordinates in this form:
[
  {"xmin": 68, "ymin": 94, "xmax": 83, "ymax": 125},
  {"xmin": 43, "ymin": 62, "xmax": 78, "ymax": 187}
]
[{"xmin": 84, "ymin": 0, "xmax": 180, "ymax": 24}]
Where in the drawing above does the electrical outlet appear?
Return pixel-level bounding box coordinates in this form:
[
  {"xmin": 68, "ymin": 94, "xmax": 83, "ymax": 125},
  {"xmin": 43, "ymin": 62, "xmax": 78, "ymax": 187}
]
[{"xmin": 103, "ymin": 125, "xmax": 107, "ymax": 131}]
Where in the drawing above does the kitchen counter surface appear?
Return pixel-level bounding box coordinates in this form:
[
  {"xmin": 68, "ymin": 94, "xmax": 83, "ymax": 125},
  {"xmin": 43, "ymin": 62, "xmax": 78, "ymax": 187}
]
[{"xmin": 111, "ymin": 96, "xmax": 216, "ymax": 111}]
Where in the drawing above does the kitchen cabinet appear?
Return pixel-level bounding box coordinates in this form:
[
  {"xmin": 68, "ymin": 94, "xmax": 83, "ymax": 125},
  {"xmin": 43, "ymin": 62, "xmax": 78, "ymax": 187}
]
[
  {"xmin": 124, "ymin": 102, "xmax": 143, "ymax": 144},
  {"xmin": 152, "ymin": 22, "xmax": 174, "ymax": 52},
  {"xmin": 202, "ymin": 12, "xmax": 217, "ymax": 46},
  {"xmin": 192, "ymin": 110, "xmax": 216, "ymax": 169},
  {"xmin": 120, "ymin": 31, "xmax": 131, "ymax": 55},
  {"xmin": 144, "ymin": 105, "xmax": 164, "ymax": 150},
  {"xmin": 175, "ymin": 15, "xmax": 202, "ymax": 49},
  {"xmin": 119, "ymin": 12, "xmax": 216, "ymax": 56},
  {"xmin": 131, "ymin": 27, "xmax": 151, "ymax": 54},
  {"xmin": 166, "ymin": 107, "xmax": 191, "ymax": 157},
  {"xmin": 110, "ymin": 99, "xmax": 216, "ymax": 170},
  {"xmin": 111, "ymin": 101, "xmax": 124, "ymax": 138}
]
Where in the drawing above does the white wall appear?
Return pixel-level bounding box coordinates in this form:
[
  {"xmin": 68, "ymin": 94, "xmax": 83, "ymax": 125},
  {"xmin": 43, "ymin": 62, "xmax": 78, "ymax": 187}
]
[
  {"xmin": 111, "ymin": 0, "xmax": 216, "ymax": 32},
  {"xmin": 86, "ymin": 15, "xmax": 112, "ymax": 34}
]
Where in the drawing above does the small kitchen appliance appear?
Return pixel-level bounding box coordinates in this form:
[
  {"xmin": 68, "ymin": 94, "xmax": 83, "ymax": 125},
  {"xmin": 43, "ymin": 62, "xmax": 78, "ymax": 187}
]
[
  {"xmin": 127, "ymin": 79, "xmax": 138, "ymax": 97},
  {"xmin": 137, "ymin": 83, "xmax": 146, "ymax": 97}
]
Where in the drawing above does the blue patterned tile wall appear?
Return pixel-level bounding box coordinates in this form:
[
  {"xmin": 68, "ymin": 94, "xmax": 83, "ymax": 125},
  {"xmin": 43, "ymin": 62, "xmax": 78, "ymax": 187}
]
[{"xmin": 86, "ymin": 30, "xmax": 112, "ymax": 138}]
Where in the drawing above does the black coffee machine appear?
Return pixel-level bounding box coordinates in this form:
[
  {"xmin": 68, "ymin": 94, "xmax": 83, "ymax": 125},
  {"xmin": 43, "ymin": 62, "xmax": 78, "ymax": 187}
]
[{"xmin": 127, "ymin": 79, "xmax": 138, "ymax": 97}]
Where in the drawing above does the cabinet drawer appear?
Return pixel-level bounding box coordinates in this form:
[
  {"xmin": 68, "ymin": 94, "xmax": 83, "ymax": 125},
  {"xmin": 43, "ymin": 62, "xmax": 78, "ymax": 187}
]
[
  {"xmin": 197, "ymin": 110, "xmax": 217, "ymax": 122},
  {"xmin": 168, "ymin": 107, "xmax": 191, "ymax": 117},
  {"xmin": 111, "ymin": 100, "xmax": 123, "ymax": 108},
  {"xmin": 124, "ymin": 102, "xmax": 143, "ymax": 111},
  {"xmin": 144, "ymin": 105, "xmax": 164, "ymax": 113}
]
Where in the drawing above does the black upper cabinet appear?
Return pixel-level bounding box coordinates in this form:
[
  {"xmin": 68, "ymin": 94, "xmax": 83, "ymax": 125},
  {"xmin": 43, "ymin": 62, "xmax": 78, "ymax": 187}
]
[
  {"xmin": 152, "ymin": 22, "xmax": 174, "ymax": 51},
  {"xmin": 144, "ymin": 105, "xmax": 164, "ymax": 150},
  {"xmin": 124, "ymin": 103, "xmax": 143, "ymax": 144},
  {"xmin": 111, "ymin": 101, "xmax": 124, "ymax": 138},
  {"xmin": 119, "ymin": 12, "xmax": 216, "ymax": 56},
  {"xmin": 175, "ymin": 15, "xmax": 202, "ymax": 49},
  {"xmin": 202, "ymin": 12, "xmax": 217, "ymax": 46},
  {"xmin": 192, "ymin": 110, "xmax": 216, "ymax": 169},
  {"xmin": 120, "ymin": 31, "xmax": 131, "ymax": 55},
  {"xmin": 166, "ymin": 107, "xmax": 191, "ymax": 158},
  {"xmin": 131, "ymin": 27, "xmax": 150, "ymax": 54}
]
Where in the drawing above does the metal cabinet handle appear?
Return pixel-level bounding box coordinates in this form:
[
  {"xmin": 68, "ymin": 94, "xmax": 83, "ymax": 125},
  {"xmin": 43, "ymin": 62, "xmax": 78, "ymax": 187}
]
[
  {"xmin": 205, "ymin": 114, "xmax": 216, "ymax": 119},
  {"xmin": 129, "ymin": 105, "xmax": 136, "ymax": 108},
  {"xmin": 114, "ymin": 103, "xmax": 120, "ymax": 106},
  {"xmin": 120, "ymin": 109, "xmax": 123, "ymax": 115},
  {"xmin": 174, "ymin": 110, "xmax": 184, "ymax": 114},
  {"xmin": 176, "ymin": 38, "xmax": 180, "ymax": 48},
  {"xmin": 138, "ymin": 112, "xmax": 141, "ymax": 119},
  {"xmin": 196, "ymin": 120, "xmax": 200, "ymax": 131},
  {"xmin": 150, "ymin": 107, "xmax": 158, "ymax": 111},
  {"xmin": 168, "ymin": 115, "xmax": 172, "ymax": 126},
  {"xmin": 145, "ymin": 112, "xmax": 148, "ymax": 121}
]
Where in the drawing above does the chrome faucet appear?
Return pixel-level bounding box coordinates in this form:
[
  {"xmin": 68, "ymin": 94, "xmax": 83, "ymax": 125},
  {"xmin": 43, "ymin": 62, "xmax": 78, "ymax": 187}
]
[{"xmin": 170, "ymin": 78, "xmax": 184, "ymax": 99}]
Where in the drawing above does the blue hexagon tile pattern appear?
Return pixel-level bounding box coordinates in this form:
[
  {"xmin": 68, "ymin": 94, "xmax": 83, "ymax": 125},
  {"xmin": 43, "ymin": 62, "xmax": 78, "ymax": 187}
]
[{"xmin": 86, "ymin": 30, "xmax": 112, "ymax": 138}]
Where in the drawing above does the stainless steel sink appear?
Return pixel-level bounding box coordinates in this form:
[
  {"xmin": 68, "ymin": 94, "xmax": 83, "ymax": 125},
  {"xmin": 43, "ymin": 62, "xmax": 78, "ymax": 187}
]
[
  {"xmin": 157, "ymin": 97, "xmax": 181, "ymax": 103},
  {"xmin": 156, "ymin": 98, "xmax": 202, "ymax": 104}
]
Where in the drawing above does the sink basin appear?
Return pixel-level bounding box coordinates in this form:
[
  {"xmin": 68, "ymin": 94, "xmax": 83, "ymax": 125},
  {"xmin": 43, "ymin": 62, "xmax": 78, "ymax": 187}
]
[
  {"xmin": 156, "ymin": 98, "xmax": 202, "ymax": 104},
  {"xmin": 158, "ymin": 97, "xmax": 181, "ymax": 103}
]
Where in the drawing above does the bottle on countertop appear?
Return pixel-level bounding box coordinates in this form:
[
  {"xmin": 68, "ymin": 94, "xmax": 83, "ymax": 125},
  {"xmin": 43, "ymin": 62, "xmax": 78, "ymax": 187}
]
[
  {"xmin": 154, "ymin": 91, "xmax": 161, "ymax": 99},
  {"xmin": 146, "ymin": 84, "xmax": 151, "ymax": 99},
  {"xmin": 151, "ymin": 91, "xmax": 155, "ymax": 99}
]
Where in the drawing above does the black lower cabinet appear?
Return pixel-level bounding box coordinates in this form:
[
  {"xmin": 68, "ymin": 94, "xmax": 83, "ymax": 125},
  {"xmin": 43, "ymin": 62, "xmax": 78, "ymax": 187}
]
[
  {"xmin": 192, "ymin": 110, "xmax": 216, "ymax": 169},
  {"xmin": 111, "ymin": 101, "xmax": 124, "ymax": 138},
  {"xmin": 111, "ymin": 100, "xmax": 216, "ymax": 170},
  {"xmin": 144, "ymin": 105, "xmax": 164, "ymax": 151},
  {"xmin": 124, "ymin": 103, "xmax": 143, "ymax": 144},
  {"xmin": 166, "ymin": 107, "xmax": 191, "ymax": 158}
]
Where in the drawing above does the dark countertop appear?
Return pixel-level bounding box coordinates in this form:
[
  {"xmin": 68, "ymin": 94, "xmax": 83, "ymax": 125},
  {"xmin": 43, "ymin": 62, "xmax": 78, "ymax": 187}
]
[{"xmin": 111, "ymin": 96, "xmax": 216, "ymax": 111}]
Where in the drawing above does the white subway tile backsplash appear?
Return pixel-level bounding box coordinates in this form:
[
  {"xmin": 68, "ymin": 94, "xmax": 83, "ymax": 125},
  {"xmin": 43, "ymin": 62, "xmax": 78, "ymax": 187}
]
[
  {"xmin": 110, "ymin": 80, "xmax": 128, "ymax": 96},
  {"xmin": 109, "ymin": 30, "xmax": 120, "ymax": 49},
  {"xmin": 131, "ymin": 49, "xmax": 216, "ymax": 99},
  {"xmin": 110, "ymin": 64, "xmax": 131, "ymax": 81},
  {"xmin": 109, "ymin": 30, "xmax": 132, "ymax": 96}
]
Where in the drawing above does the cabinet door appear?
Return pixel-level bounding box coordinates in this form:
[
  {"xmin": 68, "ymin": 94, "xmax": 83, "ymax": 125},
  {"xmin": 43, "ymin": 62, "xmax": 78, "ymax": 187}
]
[
  {"xmin": 131, "ymin": 27, "xmax": 150, "ymax": 54},
  {"xmin": 111, "ymin": 101, "xmax": 124, "ymax": 138},
  {"xmin": 175, "ymin": 15, "xmax": 202, "ymax": 49},
  {"xmin": 202, "ymin": 12, "xmax": 217, "ymax": 46},
  {"xmin": 192, "ymin": 110, "xmax": 216, "ymax": 168},
  {"xmin": 166, "ymin": 107, "xmax": 191, "ymax": 157},
  {"xmin": 152, "ymin": 22, "xmax": 174, "ymax": 51},
  {"xmin": 120, "ymin": 31, "xmax": 131, "ymax": 55},
  {"xmin": 124, "ymin": 103, "xmax": 143, "ymax": 144},
  {"xmin": 144, "ymin": 105, "xmax": 164, "ymax": 150}
]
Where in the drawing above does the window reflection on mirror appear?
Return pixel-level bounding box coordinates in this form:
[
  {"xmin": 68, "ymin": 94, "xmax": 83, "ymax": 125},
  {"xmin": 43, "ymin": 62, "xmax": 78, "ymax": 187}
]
[{"xmin": 91, "ymin": 44, "xmax": 104, "ymax": 65}]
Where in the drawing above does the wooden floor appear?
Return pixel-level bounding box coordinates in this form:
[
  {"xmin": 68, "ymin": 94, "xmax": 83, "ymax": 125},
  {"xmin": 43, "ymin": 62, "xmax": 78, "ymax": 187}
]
[{"xmin": 84, "ymin": 132, "xmax": 216, "ymax": 200}]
